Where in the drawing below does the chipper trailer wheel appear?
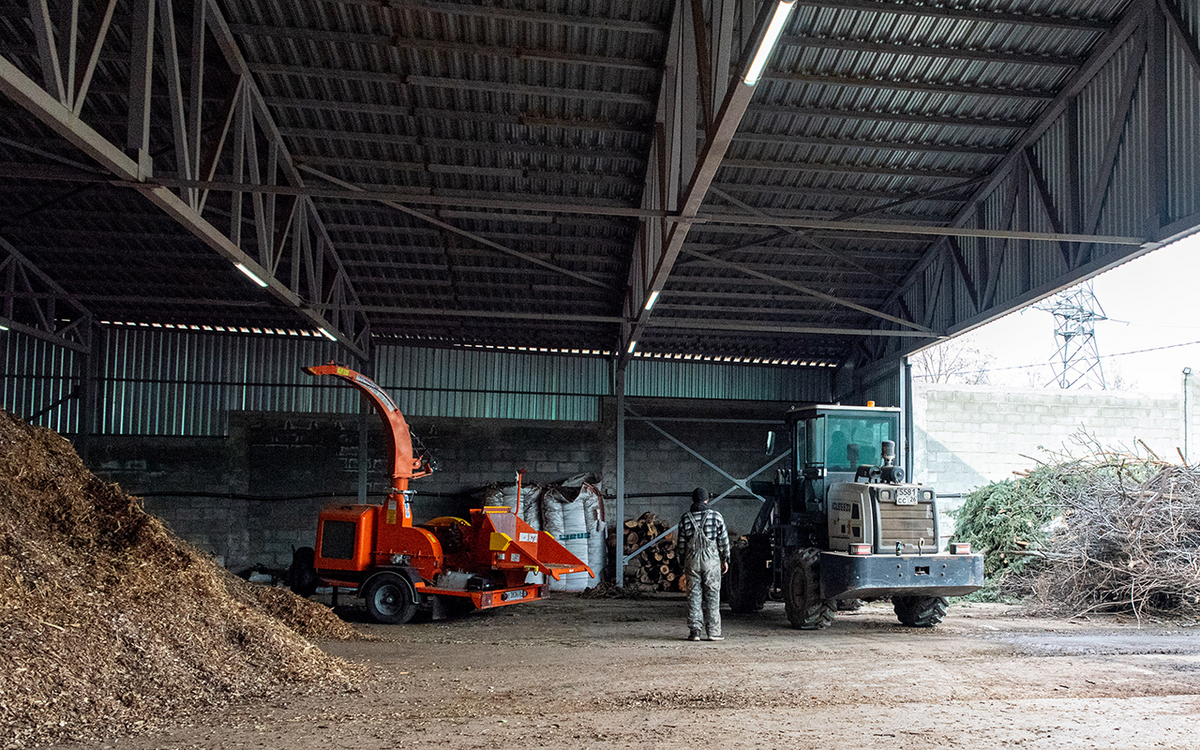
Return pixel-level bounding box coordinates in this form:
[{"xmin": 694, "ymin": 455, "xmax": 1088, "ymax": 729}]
[
  {"xmin": 726, "ymin": 543, "xmax": 769, "ymax": 614},
  {"xmin": 364, "ymin": 573, "xmax": 420, "ymax": 624},
  {"xmin": 783, "ymin": 548, "xmax": 835, "ymax": 630},
  {"xmin": 892, "ymin": 595, "xmax": 949, "ymax": 627}
]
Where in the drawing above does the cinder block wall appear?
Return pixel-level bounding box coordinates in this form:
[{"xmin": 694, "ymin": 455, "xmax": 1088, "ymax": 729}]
[
  {"xmin": 912, "ymin": 381, "xmax": 1196, "ymax": 497},
  {"xmin": 87, "ymin": 398, "xmax": 785, "ymax": 571}
]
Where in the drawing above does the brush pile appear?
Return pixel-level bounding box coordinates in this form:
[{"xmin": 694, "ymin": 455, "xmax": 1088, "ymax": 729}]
[
  {"xmin": 0, "ymin": 411, "xmax": 361, "ymax": 747},
  {"xmin": 955, "ymin": 443, "xmax": 1200, "ymax": 620}
]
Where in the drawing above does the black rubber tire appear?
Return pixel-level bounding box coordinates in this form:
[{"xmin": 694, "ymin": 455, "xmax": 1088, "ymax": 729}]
[
  {"xmin": 364, "ymin": 573, "xmax": 419, "ymax": 624},
  {"xmin": 783, "ymin": 548, "xmax": 835, "ymax": 630},
  {"xmin": 726, "ymin": 544, "xmax": 769, "ymax": 613},
  {"xmin": 892, "ymin": 595, "xmax": 949, "ymax": 627},
  {"xmin": 836, "ymin": 598, "xmax": 865, "ymax": 612},
  {"xmin": 286, "ymin": 546, "xmax": 318, "ymax": 598}
]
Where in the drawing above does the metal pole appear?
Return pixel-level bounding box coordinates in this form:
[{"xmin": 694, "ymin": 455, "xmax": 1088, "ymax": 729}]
[
  {"xmin": 615, "ymin": 364, "xmax": 626, "ymax": 588},
  {"xmin": 1184, "ymin": 367, "xmax": 1192, "ymax": 464},
  {"xmin": 904, "ymin": 359, "xmax": 915, "ymax": 481}
]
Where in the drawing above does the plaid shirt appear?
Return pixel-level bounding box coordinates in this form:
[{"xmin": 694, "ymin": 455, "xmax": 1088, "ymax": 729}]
[{"xmin": 678, "ymin": 507, "xmax": 730, "ymax": 565}]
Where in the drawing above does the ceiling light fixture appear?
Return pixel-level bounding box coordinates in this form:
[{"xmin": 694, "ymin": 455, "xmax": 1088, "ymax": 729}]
[
  {"xmin": 627, "ymin": 340, "xmax": 637, "ymax": 354},
  {"xmin": 235, "ymin": 262, "xmax": 269, "ymax": 288},
  {"xmin": 644, "ymin": 290, "xmax": 660, "ymax": 311},
  {"xmin": 318, "ymin": 328, "xmax": 337, "ymax": 341},
  {"xmin": 744, "ymin": 0, "xmax": 796, "ymax": 86}
]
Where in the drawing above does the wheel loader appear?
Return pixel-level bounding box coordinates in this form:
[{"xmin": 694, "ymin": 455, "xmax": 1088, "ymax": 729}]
[
  {"xmin": 731, "ymin": 403, "xmax": 984, "ymax": 628},
  {"xmin": 288, "ymin": 363, "xmax": 593, "ymax": 624}
]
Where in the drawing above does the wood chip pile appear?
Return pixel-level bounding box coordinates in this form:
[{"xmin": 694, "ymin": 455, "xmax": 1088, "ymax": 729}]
[
  {"xmin": 0, "ymin": 411, "xmax": 362, "ymax": 747},
  {"xmin": 1026, "ymin": 456, "xmax": 1200, "ymax": 620},
  {"xmin": 621, "ymin": 513, "xmax": 683, "ymax": 591}
]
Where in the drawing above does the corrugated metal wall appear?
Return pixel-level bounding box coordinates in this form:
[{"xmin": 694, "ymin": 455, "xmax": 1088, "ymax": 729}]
[
  {"xmin": 375, "ymin": 345, "xmax": 610, "ymax": 421},
  {"xmin": 626, "ymin": 358, "xmax": 830, "ymax": 403},
  {"xmin": 1, "ymin": 328, "xmax": 835, "ymax": 435},
  {"xmin": 0, "ymin": 331, "xmax": 81, "ymax": 434}
]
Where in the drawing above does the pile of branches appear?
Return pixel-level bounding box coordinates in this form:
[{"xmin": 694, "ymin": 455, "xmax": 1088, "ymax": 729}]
[
  {"xmin": 1030, "ymin": 456, "xmax": 1200, "ymax": 620},
  {"xmin": 956, "ymin": 440, "xmax": 1200, "ymax": 620}
]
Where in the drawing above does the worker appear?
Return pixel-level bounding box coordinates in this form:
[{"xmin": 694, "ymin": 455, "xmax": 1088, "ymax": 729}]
[{"xmin": 677, "ymin": 487, "xmax": 730, "ymax": 641}]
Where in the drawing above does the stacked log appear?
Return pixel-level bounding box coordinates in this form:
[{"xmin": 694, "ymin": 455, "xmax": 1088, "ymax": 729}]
[{"xmin": 622, "ymin": 512, "xmax": 684, "ymax": 591}]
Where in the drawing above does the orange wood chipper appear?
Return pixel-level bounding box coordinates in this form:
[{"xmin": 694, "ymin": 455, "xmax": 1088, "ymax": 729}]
[{"xmin": 296, "ymin": 363, "xmax": 593, "ymax": 624}]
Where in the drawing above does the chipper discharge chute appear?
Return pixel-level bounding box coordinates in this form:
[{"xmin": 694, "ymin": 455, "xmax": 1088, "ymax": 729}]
[{"xmin": 294, "ymin": 363, "xmax": 593, "ymax": 623}]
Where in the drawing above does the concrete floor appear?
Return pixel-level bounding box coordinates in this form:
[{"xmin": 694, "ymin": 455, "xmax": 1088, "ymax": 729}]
[{"xmin": 57, "ymin": 596, "xmax": 1200, "ymax": 749}]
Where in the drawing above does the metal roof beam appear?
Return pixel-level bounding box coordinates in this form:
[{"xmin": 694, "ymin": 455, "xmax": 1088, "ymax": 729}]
[
  {"xmin": 681, "ymin": 246, "xmax": 929, "ymax": 332},
  {"xmin": 747, "ymin": 103, "xmax": 1033, "ymax": 130},
  {"xmin": 261, "ymin": 97, "xmax": 650, "ymax": 135},
  {"xmin": 730, "ymin": 131, "xmax": 1007, "ymax": 156},
  {"xmin": 792, "ymin": 1, "xmax": 1114, "ymax": 31},
  {"xmin": 276, "ymin": 128, "xmax": 647, "ymax": 162},
  {"xmin": 249, "ymin": 62, "xmax": 655, "ymax": 106},
  {"xmin": 718, "ymin": 158, "xmax": 980, "ymax": 181},
  {"xmin": 760, "ymin": 71, "xmax": 1056, "ymax": 100},
  {"xmin": 648, "ymin": 318, "xmax": 939, "ymax": 338},
  {"xmin": 307, "ymin": 304, "xmax": 623, "ymax": 325},
  {"xmin": 0, "ymin": 234, "xmax": 93, "ymax": 352},
  {"xmin": 299, "ymin": 165, "xmax": 614, "ymax": 290},
  {"xmin": 712, "ymin": 182, "xmax": 975, "ymax": 202},
  {"xmin": 227, "ymin": 27, "xmax": 659, "ymax": 72},
  {"xmin": 328, "ymin": 0, "xmax": 667, "ymax": 36},
  {"xmin": 695, "ymin": 214, "xmax": 1143, "ymax": 245},
  {"xmin": 779, "ymin": 34, "xmax": 1085, "ymax": 68},
  {"xmin": 290, "ymin": 155, "xmax": 642, "ymax": 187}
]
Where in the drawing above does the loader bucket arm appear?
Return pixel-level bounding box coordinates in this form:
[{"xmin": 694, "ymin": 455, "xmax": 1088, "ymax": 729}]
[{"xmin": 303, "ymin": 363, "xmax": 432, "ymax": 493}]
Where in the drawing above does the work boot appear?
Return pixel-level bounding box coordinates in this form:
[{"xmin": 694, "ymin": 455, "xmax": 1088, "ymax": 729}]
[
  {"xmin": 687, "ymin": 631, "xmax": 701, "ymax": 641},
  {"xmin": 705, "ymin": 635, "xmax": 724, "ymax": 641}
]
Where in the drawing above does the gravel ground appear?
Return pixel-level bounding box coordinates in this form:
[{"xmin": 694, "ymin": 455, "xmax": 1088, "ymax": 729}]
[{"xmin": 45, "ymin": 596, "xmax": 1200, "ymax": 750}]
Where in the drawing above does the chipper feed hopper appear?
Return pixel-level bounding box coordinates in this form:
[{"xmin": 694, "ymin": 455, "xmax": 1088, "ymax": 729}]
[{"xmin": 297, "ymin": 363, "xmax": 593, "ymax": 623}]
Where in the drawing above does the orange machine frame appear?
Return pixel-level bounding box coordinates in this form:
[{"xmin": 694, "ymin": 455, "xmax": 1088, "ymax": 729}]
[{"xmin": 304, "ymin": 363, "xmax": 592, "ymax": 612}]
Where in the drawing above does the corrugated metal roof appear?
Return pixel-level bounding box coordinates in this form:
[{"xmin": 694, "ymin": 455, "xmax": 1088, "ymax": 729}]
[{"xmin": 2, "ymin": 0, "xmax": 1193, "ymax": 371}]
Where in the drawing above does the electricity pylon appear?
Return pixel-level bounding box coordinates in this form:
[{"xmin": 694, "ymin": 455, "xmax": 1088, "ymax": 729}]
[{"xmin": 1035, "ymin": 281, "xmax": 1108, "ymax": 390}]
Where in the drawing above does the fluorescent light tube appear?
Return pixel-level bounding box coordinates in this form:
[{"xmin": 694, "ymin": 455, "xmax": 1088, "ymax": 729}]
[
  {"xmin": 744, "ymin": 1, "xmax": 796, "ymax": 86},
  {"xmin": 235, "ymin": 263, "xmax": 268, "ymax": 288},
  {"xmin": 318, "ymin": 328, "xmax": 337, "ymax": 341},
  {"xmin": 644, "ymin": 290, "xmax": 660, "ymax": 311},
  {"xmin": 627, "ymin": 340, "xmax": 637, "ymax": 354}
]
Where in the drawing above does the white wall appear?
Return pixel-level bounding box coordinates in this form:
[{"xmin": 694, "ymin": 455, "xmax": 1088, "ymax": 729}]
[{"xmin": 912, "ymin": 380, "xmax": 1200, "ymax": 497}]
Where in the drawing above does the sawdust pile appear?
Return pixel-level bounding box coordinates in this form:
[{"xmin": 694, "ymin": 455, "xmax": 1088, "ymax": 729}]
[{"xmin": 0, "ymin": 411, "xmax": 361, "ymax": 747}]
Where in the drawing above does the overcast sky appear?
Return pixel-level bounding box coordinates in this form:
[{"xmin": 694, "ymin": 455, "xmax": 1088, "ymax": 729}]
[{"xmin": 934, "ymin": 233, "xmax": 1200, "ymax": 394}]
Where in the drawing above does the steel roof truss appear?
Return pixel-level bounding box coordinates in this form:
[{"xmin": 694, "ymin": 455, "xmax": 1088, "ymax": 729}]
[
  {"xmin": 0, "ymin": 234, "xmax": 92, "ymax": 352},
  {"xmin": 625, "ymin": 0, "xmax": 782, "ymax": 356},
  {"xmin": 0, "ymin": 0, "xmax": 371, "ymax": 357}
]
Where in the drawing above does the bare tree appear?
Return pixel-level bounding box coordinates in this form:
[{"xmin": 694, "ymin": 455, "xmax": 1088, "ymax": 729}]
[{"xmin": 910, "ymin": 334, "xmax": 995, "ymax": 385}]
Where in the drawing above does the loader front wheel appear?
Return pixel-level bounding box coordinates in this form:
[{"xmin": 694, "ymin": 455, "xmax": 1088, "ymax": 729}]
[
  {"xmin": 364, "ymin": 573, "xmax": 419, "ymax": 624},
  {"xmin": 726, "ymin": 543, "xmax": 769, "ymax": 613},
  {"xmin": 783, "ymin": 548, "xmax": 835, "ymax": 630},
  {"xmin": 892, "ymin": 595, "xmax": 948, "ymax": 627}
]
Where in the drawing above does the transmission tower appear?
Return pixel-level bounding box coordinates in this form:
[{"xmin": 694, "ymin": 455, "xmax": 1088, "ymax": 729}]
[{"xmin": 1035, "ymin": 281, "xmax": 1108, "ymax": 389}]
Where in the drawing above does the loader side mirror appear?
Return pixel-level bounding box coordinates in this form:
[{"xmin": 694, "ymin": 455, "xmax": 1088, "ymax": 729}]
[{"xmin": 765, "ymin": 430, "xmax": 776, "ymax": 456}]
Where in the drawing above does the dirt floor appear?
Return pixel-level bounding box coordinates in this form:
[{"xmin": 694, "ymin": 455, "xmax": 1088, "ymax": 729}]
[{"xmin": 47, "ymin": 596, "xmax": 1200, "ymax": 750}]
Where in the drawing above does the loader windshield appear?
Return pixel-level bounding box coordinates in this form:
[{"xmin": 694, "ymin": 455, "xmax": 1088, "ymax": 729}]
[{"xmin": 825, "ymin": 414, "xmax": 897, "ymax": 471}]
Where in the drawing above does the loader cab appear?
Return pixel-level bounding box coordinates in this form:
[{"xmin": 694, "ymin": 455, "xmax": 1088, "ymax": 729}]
[{"xmin": 786, "ymin": 404, "xmax": 901, "ymax": 514}]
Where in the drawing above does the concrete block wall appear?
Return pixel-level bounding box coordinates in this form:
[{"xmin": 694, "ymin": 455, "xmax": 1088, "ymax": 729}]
[
  {"xmin": 85, "ymin": 399, "xmax": 780, "ymax": 571},
  {"xmin": 912, "ymin": 382, "xmax": 1193, "ymax": 497},
  {"xmin": 600, "ymin": 397, "xmax": 789, "ymax": 539}
]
